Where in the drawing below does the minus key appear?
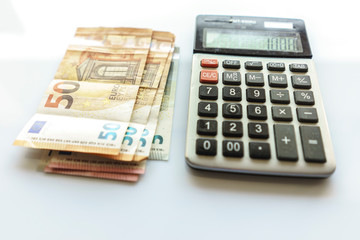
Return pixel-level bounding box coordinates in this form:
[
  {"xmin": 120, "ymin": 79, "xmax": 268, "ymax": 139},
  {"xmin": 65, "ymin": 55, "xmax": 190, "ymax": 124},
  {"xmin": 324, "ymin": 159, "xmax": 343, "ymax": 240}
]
[{"xmin": 296, "ymin": 108, "xmax": 318, "ymax": 123}]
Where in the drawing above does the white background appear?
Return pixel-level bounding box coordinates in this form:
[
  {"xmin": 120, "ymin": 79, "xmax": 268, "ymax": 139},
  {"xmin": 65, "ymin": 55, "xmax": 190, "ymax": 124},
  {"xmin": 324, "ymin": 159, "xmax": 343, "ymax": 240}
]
[{"xmin": 1, "ymin": 0, "xmax": 360, "ymax": 239}]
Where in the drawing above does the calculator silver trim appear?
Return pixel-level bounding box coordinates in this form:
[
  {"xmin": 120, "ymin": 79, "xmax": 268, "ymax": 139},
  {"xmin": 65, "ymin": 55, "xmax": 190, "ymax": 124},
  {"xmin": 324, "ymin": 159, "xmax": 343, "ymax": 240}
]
[{"xmin": 185, "ymin": 53, "xmax": 336, "ymax": 178}]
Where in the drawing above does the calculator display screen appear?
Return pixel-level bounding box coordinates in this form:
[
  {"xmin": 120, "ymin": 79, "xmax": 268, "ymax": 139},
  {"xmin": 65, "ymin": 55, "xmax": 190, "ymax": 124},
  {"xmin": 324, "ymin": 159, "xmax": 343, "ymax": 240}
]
[{"xmin": 203, "ymin": 28, "xmax": 303, "ymax": 53}]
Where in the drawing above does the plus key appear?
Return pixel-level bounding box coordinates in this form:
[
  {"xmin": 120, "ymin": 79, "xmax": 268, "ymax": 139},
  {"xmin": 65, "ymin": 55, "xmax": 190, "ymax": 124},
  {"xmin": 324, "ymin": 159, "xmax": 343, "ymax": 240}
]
[{"xmin": 274, "ymin": 124, "xmax": 298, "ymax": 161}]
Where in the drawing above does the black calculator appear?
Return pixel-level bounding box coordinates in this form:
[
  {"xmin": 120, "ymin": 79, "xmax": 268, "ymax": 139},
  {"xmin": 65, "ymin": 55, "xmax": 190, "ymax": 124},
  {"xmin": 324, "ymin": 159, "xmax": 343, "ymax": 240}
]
[{"xmin": 185, "ymin": 15, "xmax": 336, "ymax": 177}]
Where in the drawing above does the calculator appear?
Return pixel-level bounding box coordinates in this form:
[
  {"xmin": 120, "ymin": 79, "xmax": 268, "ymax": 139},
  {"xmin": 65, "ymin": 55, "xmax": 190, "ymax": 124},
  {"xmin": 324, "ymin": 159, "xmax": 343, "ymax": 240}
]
[{"xmin": 185, "ymin": 15, "xmax": 336, "ymax": 177}]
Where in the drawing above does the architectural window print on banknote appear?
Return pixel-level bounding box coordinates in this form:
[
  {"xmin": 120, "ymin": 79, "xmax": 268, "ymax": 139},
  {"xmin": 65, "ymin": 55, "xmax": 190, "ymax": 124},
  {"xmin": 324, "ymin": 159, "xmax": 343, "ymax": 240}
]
[{"xmin": 76, "ymin": 51, "xmax": 141, "ymax": 85}]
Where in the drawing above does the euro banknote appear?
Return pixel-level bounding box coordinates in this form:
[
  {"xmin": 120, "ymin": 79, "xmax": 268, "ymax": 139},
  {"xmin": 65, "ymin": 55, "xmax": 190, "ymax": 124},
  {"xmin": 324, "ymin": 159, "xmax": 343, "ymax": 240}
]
[
  {"xmin": 149, "ymin": 47, "xmax": 179, "ymax": 160},
  {"xmin": 45, "ymin": 150, "xmax": 145, "ymax": 174},
  {"xmin": 14, "ymin": 28, "xmax": 153, "ymax": 155},
  {"xmin": 14, "ymin": 81, "xmax": 139, "ymax": 155},
  {"xmin": 44, "ymin": 167, "xmax": 139, "ymax": 182},
  {"xmin": 57, "ymin": 27, "xmax": 153, "ymax": 85},
  {"xmin": 101, "ymin": 31, "xmax": 175, "ymax": 161},
  {"xmin": 133, "ymin": 44, "xmax": 175, "ymax": 161}
]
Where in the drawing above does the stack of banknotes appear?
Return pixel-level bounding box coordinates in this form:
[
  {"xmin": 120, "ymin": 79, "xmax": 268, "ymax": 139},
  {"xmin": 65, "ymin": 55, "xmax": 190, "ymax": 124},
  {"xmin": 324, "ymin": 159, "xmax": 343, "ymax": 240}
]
[{"xmin": 14, "ymin": 28, "xmax": 179, "ymax": 182}]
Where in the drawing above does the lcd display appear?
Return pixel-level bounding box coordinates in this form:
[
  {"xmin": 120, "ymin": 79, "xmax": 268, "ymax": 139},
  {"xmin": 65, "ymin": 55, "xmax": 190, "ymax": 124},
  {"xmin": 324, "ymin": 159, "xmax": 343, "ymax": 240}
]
[{"xmin": 204, "ymin": 28, "xmax": 303, "ymax": 53}]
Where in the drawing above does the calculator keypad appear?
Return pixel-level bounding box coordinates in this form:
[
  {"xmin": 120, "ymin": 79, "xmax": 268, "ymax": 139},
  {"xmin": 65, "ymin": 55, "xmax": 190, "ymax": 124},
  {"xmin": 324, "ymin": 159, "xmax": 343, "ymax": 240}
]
[{"xmin": 187, "ymin": 54, "xmax": 335, "ymax": 177}]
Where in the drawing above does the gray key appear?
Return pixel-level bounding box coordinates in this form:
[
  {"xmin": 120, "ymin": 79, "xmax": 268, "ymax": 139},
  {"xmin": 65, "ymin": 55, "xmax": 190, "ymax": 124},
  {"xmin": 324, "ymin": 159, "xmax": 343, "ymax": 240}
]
[
  {"xmin": 267, "ymin": 62, "xmax": 285, "ymax": 71},
  {"xmin": 291, "ymin": 75, "xmax": 311, "ymax": 89},
  {"xmin": 268, "ymin": 74, "xmax": 288, "ymax": 88},
  {"xmin": 272, "ymin": 106, "xmax": 293, "ymax": 121},
  {"xmin": 196, "ymin": 139, "xmax": 217, "ymax": 156},
  {"xmin": 245, "ymin": 61, "xmax": 263, "ymax": 70},
  {"xmin": 223, "ymin": 60, "xmax": 240, "ymax": 69},
  {"xmin": 270, "ymin": 90, "xmax": 290, "ymax": 104},
  {"xmin": 223, "ymin": 72, "xmax": 241, "ymax": 85},
  {"xmin": 289, "ymin": 63, "xmax": 308, "ymax": 72},
  {"xmin": 299, "ymin": 126, "xmax": 326, "ymax": 163},
  {"xmin": 245, "ymin": 73, "xmax": 264, "ymax": 86},
  {"xmin": 199, "ymin": 85, "xmax": 218, "ymax": 100},
  {"xmin": 274, "ymin": 124, "xmax": 298, "ymax": 161},
  {"xmin": 296, "ymin": 108, "xmax": 318, "ymax": 123},
  {"xmin": 294, "ymin": 91, "xmax": 315, "ymax": 105}
]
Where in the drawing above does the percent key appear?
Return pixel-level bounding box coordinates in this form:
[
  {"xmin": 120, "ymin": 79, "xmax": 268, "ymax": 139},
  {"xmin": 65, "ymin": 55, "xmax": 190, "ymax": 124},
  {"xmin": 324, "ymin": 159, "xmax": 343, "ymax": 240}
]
[{"xmin": 294, "ymin": 91, "xmax": 315, "ymax": 105}]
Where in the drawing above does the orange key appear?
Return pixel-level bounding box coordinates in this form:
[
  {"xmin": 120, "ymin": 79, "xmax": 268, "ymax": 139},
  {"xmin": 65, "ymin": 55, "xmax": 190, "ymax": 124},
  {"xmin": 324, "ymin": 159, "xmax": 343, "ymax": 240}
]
[
  {"xmin": 201, "ymin": 59, "xmax": 218, "ymax": 68},
  {"xmin": 200, "ymin": 70, "xmax": 218, "ymax": 84}
]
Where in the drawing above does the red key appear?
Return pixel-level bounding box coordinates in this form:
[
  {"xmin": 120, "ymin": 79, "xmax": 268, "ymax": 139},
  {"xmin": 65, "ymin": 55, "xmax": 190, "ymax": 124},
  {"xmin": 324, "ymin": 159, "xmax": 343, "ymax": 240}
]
[
  {"xmin": 200, "ymin": 70, "xmax": 218, "ymax": 84},
  {"xmin": 201, "ymin": 59, "xmax": 218, "ymax": 68}
]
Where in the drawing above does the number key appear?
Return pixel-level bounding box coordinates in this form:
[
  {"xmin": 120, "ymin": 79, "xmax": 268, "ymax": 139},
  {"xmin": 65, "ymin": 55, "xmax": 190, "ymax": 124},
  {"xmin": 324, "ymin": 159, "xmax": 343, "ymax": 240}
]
[
  {"xmin": 199, "ymin": 85, "xmax": 218, "ymax": 100},
  {"xmin": 246, "ymin": 88, "xmax": 266, "ymax": 102},
  {"xmin": 198, "ymin": 102, "xmax": 218, "ymax": 117},
  {"xmin": 196, "ymin": 139, "xmax": 217, "ymax": 156},
  {"xmin": 222, "ymin": 121, "xmax": 243, "ymax": 137},
  {"xmin": 223, "ymin": 103, "xmax": 242, "ymax": 118},
  {"xmin": 197, "ymin": 120, "xmax": 217, "ymax": 136},
  {"xmin": 223, "ymin": 140, "xmax": 244, "ymax": 157},
  {"xmin": 223, "ymin": 86, "xmax": 241, "ymax": 101},
  {"xmin": 247, "ymin": 105, "xmax": 267, "ymax": 120},
  {"xmin": 248, "ymin": 123, "xmax": 269, "ymax": 139}
]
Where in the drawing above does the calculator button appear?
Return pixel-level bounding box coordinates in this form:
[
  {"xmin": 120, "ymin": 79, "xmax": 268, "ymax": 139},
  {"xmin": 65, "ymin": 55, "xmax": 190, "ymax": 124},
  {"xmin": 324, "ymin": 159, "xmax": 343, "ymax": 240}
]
[
  {"xmin": 299, "ymin": 126, "xmax": 326, "ymax": 163},
  {"xmin": 272, "ymin": 106, "xmax": 293, "ymax": 121},
  {"xmin": 249, "ymin": 142, "xmax": 271, "ymax": 159},
  {"xmin": 223, "ymin": 103, "xmax": 242, "ymax": 119},
  {"xmin": 223, "ymin": 140, "xmax": 244, "ymax": 157},
  {"xmin": 245, "ymin": 73, "xmax": 264, "ymax": 86},
  {"xmin": 291, "ymin": 75, "xmax": 312, "ymax": 89},
  {"xmin": 198, "ymin": 102, "xmax": 218, "ymax": 117},
  {"xmin": 196, "ymin": 139, "xmax": 217, "ymax": 156},
  {"xmin": 199, "ymin": 85, "xmax": 218, "ymax": 100},
  {"xmin": 223, "ymin": 87, "xmax": 241, "ymax": 101},
  {"xmin": 245, "ymin": 61, "xmax": 263, "ymax": 70},
  {"xmin": 296, "ymin": 108, "xmax": 318, "ymax": 123},
  {"xmin": 247, "ymin": 105, "xmax": 267, "ymax": 120},
  {"xmin": 274, "ymin": 124, "xmax": 298, "ymax": 161},
  {"xmin": 270, "ymin": 90, "xmax": 290, "ymax": 104},
  {"xmin": 201, "ymin": 59, "xmax": 218, "ymax": 68},
  {"xmin": 246, "ymin": 88, "xmax": 266, "ymax": 103},
  {"xmin": 200, "ymin": 70, "xmax": 218, "ymax": 84},
  {"xmin": 267, "ymin": 62, "xmax": 285, "ymax": 71},
  {"xmin": 222, "ymin": 121, "xmax": 243, "ymax": 137},
  {"xmin": 197, "ymin": 119, "xmax": 217, "ymax": 136},
  {"xmin": 289, "ymin": 63, "xmax": 308, "ymax": 73},
  {"xmin": 223, "ymin": 60, "xmax": 240, "ymax": 69},
  {"xmin": 268, "ymin": 74, "xmax": 288, "ymax": 88},
  {"xmin": 294, "ymin": 91, "xmax": 315, "ymax": 105},
  {"xmin": 222, "ymin": 72, "xmax": 241, "ymax": 85},
  {"xmin": 248, "ymin": 123, "xmax": 269, "ymax": 139}
]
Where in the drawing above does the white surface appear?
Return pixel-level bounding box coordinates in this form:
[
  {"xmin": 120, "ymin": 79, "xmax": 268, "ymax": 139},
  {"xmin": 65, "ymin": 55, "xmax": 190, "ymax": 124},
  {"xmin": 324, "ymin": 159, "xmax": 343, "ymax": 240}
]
[{"xmin": 1, "ymin": 0, "xmax": 360, "ymax": 239}]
